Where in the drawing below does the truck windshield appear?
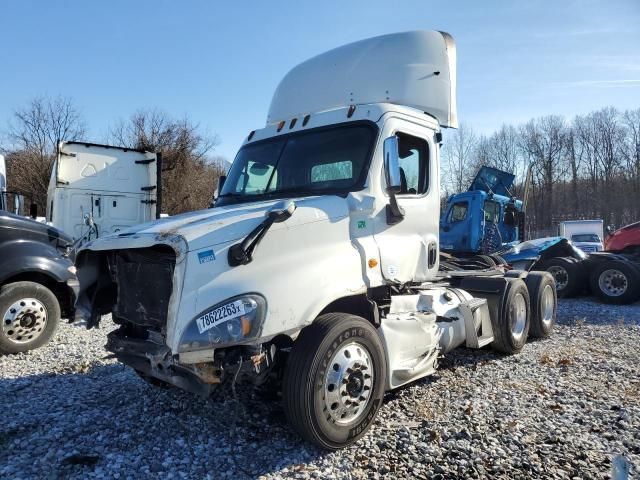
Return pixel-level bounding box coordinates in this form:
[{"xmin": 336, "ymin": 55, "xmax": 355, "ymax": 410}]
[
  {"xmin": 572, "ymin": 234, "xmax": 601, "ymax": 243},
  {"xmin": 217, "ymin": 123, "xmax": 376, "ymax": 206}
]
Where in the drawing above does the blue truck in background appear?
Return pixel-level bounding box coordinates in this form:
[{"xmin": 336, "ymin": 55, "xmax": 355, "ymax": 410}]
[{"xmin": 440, "ymin": 166, "xmax": 640, "ymax": 305}]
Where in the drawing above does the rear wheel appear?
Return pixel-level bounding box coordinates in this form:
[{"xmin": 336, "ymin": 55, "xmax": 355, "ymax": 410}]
[
  {"xmin": 282, "ymin": 313, "xmax": 386, "ymax": 450},
  {"xmin": 538, "ymin": 257, "xmax": 584, "ymax": 298},
  {"xmin": 490, "ymin": 278, "xmax": 531, "ymax": 354},
  {"xmin": 589, "ymin": 261, "xmax": 640, "ymax": 305},
  {"xmin": 0, "ymin": 281, "xmax": 61, "ymax": 354},
  {"xmin": 525, "ymin": 272, "xmax": 557, "ymax": 338}
]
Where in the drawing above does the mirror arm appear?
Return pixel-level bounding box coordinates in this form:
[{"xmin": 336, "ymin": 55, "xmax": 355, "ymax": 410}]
[
  {"xmin": 386, "ymin": 194, "xmax": 405, "ymax": 225},
  {"xmin": 228, "ymin": 202, "xmax": 295, "ymax": 267},
  {"xmin": 228, "ymin": 217, "xmax": 275, "ymax": 267}
]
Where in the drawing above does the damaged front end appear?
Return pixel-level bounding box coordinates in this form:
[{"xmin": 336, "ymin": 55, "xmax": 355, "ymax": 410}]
[{"xmin": 75, "ymin": 235, "xmax": 276, "ymax": 396}]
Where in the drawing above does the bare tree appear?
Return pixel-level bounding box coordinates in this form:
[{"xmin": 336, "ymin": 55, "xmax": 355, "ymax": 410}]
[
  {"xmin": 110, "ymin": 109, "xmax": 226, "ymax": 214},
  {"xmin": 519, "ymin": 116, "xmax": 567, "ymax": 230},
  {"xmin": 2, "ymin": 96, "xmax": 86, "ymax": 210},
  {"xmin": 442, "ymin": 122, "xmax": 477, "ymax": 194}
]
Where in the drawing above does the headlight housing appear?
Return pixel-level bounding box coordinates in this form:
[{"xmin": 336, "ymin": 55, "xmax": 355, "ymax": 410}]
[{"xmin": 178, "ymin": 294, "xmax": 267, "ymax": 352}]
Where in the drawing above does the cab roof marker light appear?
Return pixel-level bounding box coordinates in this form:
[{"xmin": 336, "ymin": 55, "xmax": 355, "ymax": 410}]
[
  {"xmin": 289, "ymin": 118, "xmax": 297, "ymax": 129},
  {"xmin": 302, "ymin": 114, "xmax": 310, "ymax": 127},
  {"xmin": 277, "ymin": 121, "xmax": 285, "ymax": 132},
  {"xmin": 247, "ymin": 130, "xmax": 256, "ymax": 141},
  {"xmin": 347, "ymin": 105, "xmax": 356, "ymax": 118}
]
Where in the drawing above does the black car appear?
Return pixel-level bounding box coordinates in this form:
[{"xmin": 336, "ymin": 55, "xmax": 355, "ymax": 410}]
[{"xmin": 0, "ymin": 211, "xmax": 78, "ymax": 353}]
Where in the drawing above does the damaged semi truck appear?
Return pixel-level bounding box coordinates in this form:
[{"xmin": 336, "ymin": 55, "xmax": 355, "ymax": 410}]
[{"xmin": 75, "ymin": 31, "xmax": 558, "ymax": 449}]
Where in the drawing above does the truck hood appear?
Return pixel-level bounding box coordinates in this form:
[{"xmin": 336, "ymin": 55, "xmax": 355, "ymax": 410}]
[
  {"xmin": 0, "ymin": 211, "xmax": 73, "ymax": 247},
  {"xmin": 469, "ymin": 166, "xmax": 515, "ymax": 197},
  {"xmin": 82, "ymin": 196, "xmax": 348, "ymax": 253}
]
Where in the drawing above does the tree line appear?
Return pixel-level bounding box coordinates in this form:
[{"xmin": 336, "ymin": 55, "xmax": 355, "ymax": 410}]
[
  {"xmin": 442, "ymin": 106, "xmax": 640, "ymax": 237},
  {"xmin": 3, "ymin": 96, "xmax": 638, "ymax": 236},
  {"xmin": 1, "ymin": 96, "xmax": 227, "ymax": 216}
]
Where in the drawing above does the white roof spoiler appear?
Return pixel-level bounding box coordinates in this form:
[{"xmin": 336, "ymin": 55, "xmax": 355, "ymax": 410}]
[{"xmin": 267, "ymin": 30, "xmax": 457, "ymax": 128}]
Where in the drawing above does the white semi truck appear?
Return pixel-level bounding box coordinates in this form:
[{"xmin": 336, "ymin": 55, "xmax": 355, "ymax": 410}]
[
  {"xmin": 47, "ymin": 142, "xmax": 160, "ymax": 241},
  {"xmin": 75, "ymin": 31, "xmax": 557, "ymax": 449}
]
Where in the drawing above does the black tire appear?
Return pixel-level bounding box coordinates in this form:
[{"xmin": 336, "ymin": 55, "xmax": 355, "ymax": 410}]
[
  {"xmin": 470, "ymin": 255, "xmax": 496, "ymax": 268},
  {"xmin": 537, "ymin": 257, "xmax": 584, "ymax": 298},
  {"xmin": 282, "ymin": 313, "xmax": 386, "ymax": 450},
  {"xmin": 488, "ymin": 254, "xmax": 508, "ymax": 266},
  {"xmin": 524, "ymin": 272, "xmax": 557, "ymax": 338},
  {"xmin": 490, "ymin": 278, "xmax": 531, "ymax": 354},
  {"xmin": 589, "ymin": 260, "xmax": 640, "ymax": 305},
  {"xmin": 0, "ymin": 281, "xmax": 61, "ymax": 354}
]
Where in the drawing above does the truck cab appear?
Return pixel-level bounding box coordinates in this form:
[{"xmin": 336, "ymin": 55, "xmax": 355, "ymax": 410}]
[
  {"xmin": 47, "ymin": 142, "xmax": 160, "ymax": 242},
  {"xmin": 75, "ymin": 31, "xmax": 557, "ymax": 449},
  {"xmin": 440, "ymin": 166, "xmax": 523, "ymax": 254}
]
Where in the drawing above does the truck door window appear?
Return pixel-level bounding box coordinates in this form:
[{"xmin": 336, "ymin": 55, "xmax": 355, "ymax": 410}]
[
  {"xmin": 483, "ymin": 200, "xmax": 500, "ymax": 223},
  {"xmin": 396, "ymin": 132, "xmax": 429, "ymax": 195},
  {"xmin": 449, "ymin": 201, "xmax": 468, "ymax": 222}
]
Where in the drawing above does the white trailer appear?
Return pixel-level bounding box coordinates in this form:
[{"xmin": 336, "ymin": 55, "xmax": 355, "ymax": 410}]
[
  {"xmin": 559, "ymin": 220, "xmax": 604, "ymax": 252},
  {"xmin": 47, "ymin": 142, "xmax": 160, "ymax": 241},
  {"xmin": 75, "ymin": 31, "xmax": 558, "ymax": 449}
]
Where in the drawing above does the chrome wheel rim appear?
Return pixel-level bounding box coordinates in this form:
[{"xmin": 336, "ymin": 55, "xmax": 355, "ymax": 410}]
[
  {"xmin": 323, "ymin": 342, "xmax": 374, "ymax": 425},
  {"xmin": 598, "ymin": 269, "xmax": 628, "ymax": 297},
  {"xmin": 541, "ymin": 284, "xmax": 555, "ymax": 328},
  {"xmin": 509, "ymin": 293, "xmax": 527, "ymax": 341},
  {"xmin": 2, "ymin": 298, "xmax": 48, "ymax": 344},
  {"xmin": 547, "ymin": 266, "xmax": 569, "ymax": 291}
]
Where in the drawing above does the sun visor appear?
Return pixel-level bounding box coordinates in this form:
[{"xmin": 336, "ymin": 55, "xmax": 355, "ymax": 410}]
[{"xmin": 267, "ymin": 30, "xmax": 457, "ymax": 128}]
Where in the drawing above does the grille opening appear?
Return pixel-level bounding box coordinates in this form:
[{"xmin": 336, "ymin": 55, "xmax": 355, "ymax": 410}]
[{"xmin": 108, "ymin": 245, "xmax": 176, "ymax": 331}]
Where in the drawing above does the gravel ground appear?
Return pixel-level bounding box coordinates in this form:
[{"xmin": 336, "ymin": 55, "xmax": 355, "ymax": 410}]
[{"xmin": 1, "ymin": 297, "xmax": 639, "ymax": 479}]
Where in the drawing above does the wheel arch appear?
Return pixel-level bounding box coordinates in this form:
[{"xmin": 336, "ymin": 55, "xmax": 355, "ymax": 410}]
[{"xmin": 1, "ymin": 271, "xmax": 75, "ymax": 319}]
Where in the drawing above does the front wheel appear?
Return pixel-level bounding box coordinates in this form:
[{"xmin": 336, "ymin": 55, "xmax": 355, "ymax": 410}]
[
  {"xmin": 282, "ymin": 313, "xmax": 386, "ymax": 450},
  {"xmin": 0, "ymin": 281, "xmax": 61, "ymax": 354}
]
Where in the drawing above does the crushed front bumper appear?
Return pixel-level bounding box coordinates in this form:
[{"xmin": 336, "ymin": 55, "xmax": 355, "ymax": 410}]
[{"xmin": 107, "ymin": 329, "xmax": 275, "ymax": 396}]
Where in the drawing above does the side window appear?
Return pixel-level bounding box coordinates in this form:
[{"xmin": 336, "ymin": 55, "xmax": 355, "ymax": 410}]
[
  {"xmin": 449, "ymin": 201, "xmax": 468, "ymax": 222},
  {"xmin": 484, "ymin": 200, "xmax": 500, "ymax": 223},
  {"xmin": 396, "ymin": 132, "xmax": 429, "ymax": 195}
]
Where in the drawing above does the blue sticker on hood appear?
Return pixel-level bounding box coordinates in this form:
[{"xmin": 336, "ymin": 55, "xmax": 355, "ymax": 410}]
[{"xmin": 198, "ymin": 250, "xmax": 215, "ymax": 264}]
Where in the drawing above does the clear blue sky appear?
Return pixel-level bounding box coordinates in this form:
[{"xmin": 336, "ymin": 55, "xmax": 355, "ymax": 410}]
[{"xmin": 1, "ymin": 0, "xmax": 639, "ymax": 160}]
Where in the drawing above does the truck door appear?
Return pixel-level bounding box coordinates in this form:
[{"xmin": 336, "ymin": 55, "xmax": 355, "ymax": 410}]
[
  {"xmin": 373, "ymin": 121, "xmax": 440, "ymax": 283},
  {"xmin": 440, "ymin": 198, "xmax": 473, "ymax": 252}
]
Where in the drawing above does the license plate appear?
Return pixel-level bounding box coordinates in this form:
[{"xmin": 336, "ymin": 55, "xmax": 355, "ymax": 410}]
[{"xmin": 196, "ymin": 300, "xmax": 245, "ymax": 334}]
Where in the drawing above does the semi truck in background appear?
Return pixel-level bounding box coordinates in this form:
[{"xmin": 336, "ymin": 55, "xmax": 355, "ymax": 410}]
[
  {"xmin": 0, "ymin": 154, "xmax": 78, "ymax": 354},
  {"xmin": 558, "ymin": 220, "xmax": 604, "ymax": 252},
  {"xmin": 440, "ymin": 166, "xmax": 640, "ymax": 304},
  {"xmin": 46, "ymin": 142, "xmax": 161, "ymax": 242},
  {"xmin": 75, "ymin": 31, "xmax": 559, "ymax": 449}
]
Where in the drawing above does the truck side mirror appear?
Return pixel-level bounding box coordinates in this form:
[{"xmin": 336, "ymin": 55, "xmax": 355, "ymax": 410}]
[
  {"xmin": 29, "ymin": 203, "xmax": 38, "ymax": 219},
  {"xmin": 383, "ymin": 135, "xmax": 405, "ymax": 224},
  {"xmin": 383, "ymin": 136, "xmax": 402, "ymax": 194},
  {"xmin": 212, "ymin": 175, "xmax": 227, "ymax": 207},
  {"xmin": 268, "ymin": 200, "xmax": 296, "ymax": 223}
]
